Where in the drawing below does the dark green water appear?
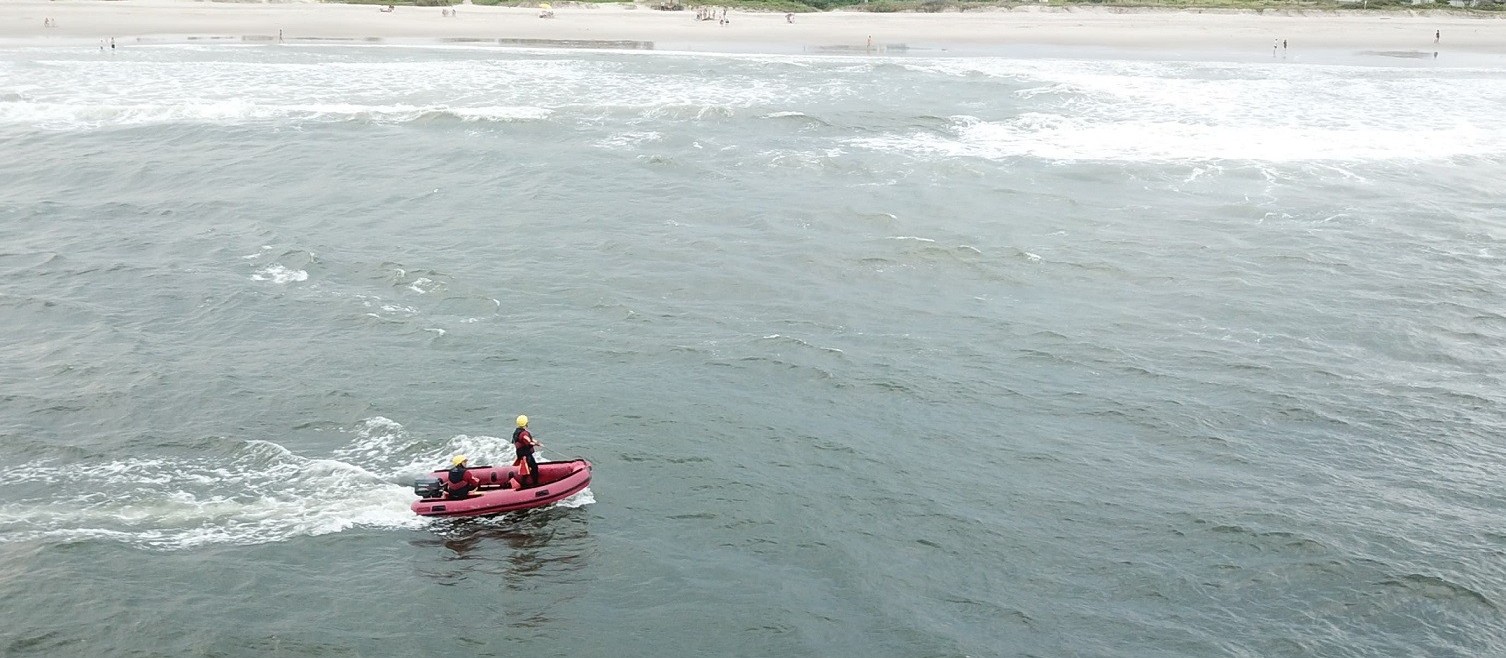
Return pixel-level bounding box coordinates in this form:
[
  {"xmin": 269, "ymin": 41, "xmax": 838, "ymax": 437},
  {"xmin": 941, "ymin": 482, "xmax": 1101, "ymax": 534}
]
[{"xmin": 2, "ymin": 44, "xmax": 1505, "ymax": 656}]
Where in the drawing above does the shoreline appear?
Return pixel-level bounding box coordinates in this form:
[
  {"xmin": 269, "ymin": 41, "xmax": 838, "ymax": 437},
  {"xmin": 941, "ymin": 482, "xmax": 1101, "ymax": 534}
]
[
  {"xmin": 4, "ymin": 0, "xmax": 1506, "ymax": 56},
  {"xmin": 4, "ymin": 35, "xmax": 1492, "ymax": 67}
]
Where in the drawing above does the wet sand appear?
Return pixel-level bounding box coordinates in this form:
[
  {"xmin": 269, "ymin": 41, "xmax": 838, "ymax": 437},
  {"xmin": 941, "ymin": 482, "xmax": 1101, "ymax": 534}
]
[{"xmin": 4, "ymin": 0, "xmax": 1502, "ymax": 55}]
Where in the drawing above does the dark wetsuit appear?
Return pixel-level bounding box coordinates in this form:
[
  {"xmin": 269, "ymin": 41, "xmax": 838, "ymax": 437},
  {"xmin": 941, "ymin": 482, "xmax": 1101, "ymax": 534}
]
[{"xmin": 512, "ymin": 427, "xmax": 539, "ymax": 487}]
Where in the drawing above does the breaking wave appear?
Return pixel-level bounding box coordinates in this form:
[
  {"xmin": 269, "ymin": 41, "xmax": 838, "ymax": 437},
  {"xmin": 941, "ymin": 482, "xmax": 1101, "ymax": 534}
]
[{"xmin": 0, "ymin": 101, "xmax": 553, "ymax": 129}]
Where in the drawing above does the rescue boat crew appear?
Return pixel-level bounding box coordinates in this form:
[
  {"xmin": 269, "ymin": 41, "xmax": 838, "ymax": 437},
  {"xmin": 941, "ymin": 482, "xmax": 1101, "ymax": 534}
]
[
  {"xmin": 512, "ymin": 415, "xmax": 541, "ymax": 488},
  {"xmin": 443, "ymin": 455, "xmax": 480, "ymax": 499}
]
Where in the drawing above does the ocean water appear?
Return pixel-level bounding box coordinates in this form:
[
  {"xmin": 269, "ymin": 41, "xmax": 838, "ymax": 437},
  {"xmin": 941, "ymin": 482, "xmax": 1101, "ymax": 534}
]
[{"xmin": 2, "ymin": 42, "xmax": 1505, "ymax": 656}]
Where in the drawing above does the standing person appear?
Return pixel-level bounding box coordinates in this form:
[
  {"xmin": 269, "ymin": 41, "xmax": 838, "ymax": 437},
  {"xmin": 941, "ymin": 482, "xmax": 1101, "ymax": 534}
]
[
  {"xmin": 1435, "ymin": 30, "xmax": 1440, "ymax": 44},
  {"xmin": 513, "ymin": 415, "xmax": 541, "ymax": 488}
]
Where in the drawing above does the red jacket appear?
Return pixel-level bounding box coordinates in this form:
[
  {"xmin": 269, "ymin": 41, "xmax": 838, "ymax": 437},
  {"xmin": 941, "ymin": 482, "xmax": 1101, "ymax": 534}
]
[
  {"xmin": 444, "ymin": 467, "xmax": 480, "ymax": 495},
  {"xmin": 513, "ymin": 428, "xmax": 537, "ymax": 456}
]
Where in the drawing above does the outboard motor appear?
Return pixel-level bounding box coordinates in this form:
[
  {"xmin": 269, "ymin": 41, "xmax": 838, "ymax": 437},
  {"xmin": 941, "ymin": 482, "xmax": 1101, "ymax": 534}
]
[{"xmin": 412, "ymin": 476, "xmax": 444, "ymax": 499}]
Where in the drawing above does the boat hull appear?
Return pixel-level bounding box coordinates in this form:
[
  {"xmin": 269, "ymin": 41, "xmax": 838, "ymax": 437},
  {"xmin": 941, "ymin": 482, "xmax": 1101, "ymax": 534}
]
[{"xmin": 411, "ymin": 459, "xmax": 592, "ymax": 518}]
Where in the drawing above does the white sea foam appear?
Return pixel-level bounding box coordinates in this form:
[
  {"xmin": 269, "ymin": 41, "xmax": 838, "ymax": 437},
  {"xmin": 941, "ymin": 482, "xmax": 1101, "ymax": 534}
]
[
  {"xmin": 595, "ymin": 130, "xmax": 663, "ymax": 149},
  {"xmin": 868, "ymin": 58, "xmax": 1506, "ymax": 162},
  {"xmin": 0, "ymin": 52, "xmax": 822, "ymax": 129},
  {"xmin": 0, "ymin": 101, "xmax": 553, "ymax": 129},
  {"xmin": 0, "ymin": 449, "xmax": 423, "ymax": 549},
  {"xmin": 0, "ymin": 416, "xmax": 592, "ymax": 550},
  {"xmin": 250, "ymin": 264, "xmax": 308, "ymax": 284},
  {"xmin": 555, "ymin": 488, "xmax": 595, "ymax": 509},
  {"xmin": 851, "ymin": 113, "xmax": 1506, "ymax": 162}
]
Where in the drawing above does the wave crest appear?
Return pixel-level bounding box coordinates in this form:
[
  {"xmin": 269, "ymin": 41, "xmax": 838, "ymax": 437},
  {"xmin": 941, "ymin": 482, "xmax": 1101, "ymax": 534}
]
[{"xmin": 0, "ymin": 101, "xmax": 552, "ymax": 129}]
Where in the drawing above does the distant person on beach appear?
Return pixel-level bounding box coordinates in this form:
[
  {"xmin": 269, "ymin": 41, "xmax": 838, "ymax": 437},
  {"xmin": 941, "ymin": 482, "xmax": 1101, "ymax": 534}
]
[
  {"xmin": 1435, "ymin": 30, "xmax": 1440, "ymax": 44},
  {"xmin": 786, "ymin": 12, "xmax": 794, "ymax": 23},
  {"xmin": 1283, "ymin": 39, "xmax": 1287, "ymax": 49}
]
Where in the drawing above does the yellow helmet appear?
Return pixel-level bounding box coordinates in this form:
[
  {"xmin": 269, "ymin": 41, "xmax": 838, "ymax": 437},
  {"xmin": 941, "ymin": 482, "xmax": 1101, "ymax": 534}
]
[
  {"xmin": 451, "ymin": 455, "xmax": 468, "ymax": 466},
  {"xmin": 516, "ymin": 415, "xmax": 529, "ymax": 428}
]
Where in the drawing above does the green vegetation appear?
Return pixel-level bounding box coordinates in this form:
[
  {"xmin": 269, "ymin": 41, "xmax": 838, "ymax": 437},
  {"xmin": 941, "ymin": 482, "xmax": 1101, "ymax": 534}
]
[
  {"xmin": 831, "ymin": 0, "xmax": 1504, "ymax": 11},
  {"xmin": 688, "ymin": 0, "xmax": 816, "ymax": 10},
  {"xmin": 468, "ymin": 0, "xmax": 635, "ymax": 5},
  {"xmin": 340, "ymin": 0, "xmax": 637, "ymax": 5},
  {"xmin": 331, "ymin": 0, "xmax": 454, "ymax": 6}
]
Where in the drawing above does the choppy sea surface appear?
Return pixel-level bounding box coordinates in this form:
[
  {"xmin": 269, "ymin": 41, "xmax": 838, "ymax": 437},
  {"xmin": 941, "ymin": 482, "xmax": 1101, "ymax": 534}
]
[{"xmin": 2, "ymin": 42, "xmax": 1505, "ymax": 656}]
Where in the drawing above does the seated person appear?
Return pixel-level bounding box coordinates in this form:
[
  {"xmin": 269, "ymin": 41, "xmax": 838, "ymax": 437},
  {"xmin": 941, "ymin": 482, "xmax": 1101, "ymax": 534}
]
[
  {"xmin": 499, "ymin": 467, "xmax": 526, "ymax": 491},
  {"xmin": 443, "ymin": 455, "xmax": 481, "ymax": 498}
]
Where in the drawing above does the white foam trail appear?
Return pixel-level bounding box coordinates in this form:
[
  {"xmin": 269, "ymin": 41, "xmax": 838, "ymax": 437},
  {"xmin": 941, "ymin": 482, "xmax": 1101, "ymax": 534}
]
[
  {"xmin": 0, "ymin": 417, "xmax": 593, "ymax": 550},
  {"xmin": 555, "ymin": 488, "xmax": 595, "ymax": 509},
  {"xmin": 0, "ymin": 453, "xmax": 422, "ymax": 550}
]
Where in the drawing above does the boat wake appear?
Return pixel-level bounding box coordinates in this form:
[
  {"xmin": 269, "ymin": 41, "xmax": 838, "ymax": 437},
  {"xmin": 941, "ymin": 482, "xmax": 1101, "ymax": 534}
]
[{"xmin": 0, "ymin": 417, "xmax": 592, "ymax": 550}]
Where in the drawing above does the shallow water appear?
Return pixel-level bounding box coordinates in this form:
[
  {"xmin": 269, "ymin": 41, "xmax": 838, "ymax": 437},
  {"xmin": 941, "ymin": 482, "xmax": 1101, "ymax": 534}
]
[{"xmin": 2, "ymin": 43, "xmax": 1505, "ymax": 656}]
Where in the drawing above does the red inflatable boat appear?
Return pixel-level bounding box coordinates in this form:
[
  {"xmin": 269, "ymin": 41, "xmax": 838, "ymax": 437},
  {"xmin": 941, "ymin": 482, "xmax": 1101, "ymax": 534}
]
[{"xmin": 410, "ymin": 459, "xmax": 592, "ymax": 518}]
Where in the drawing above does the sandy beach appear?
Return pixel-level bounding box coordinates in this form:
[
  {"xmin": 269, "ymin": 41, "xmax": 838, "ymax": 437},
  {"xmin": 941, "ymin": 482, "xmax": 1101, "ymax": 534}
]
[{"xmin": 4, "ymin": 0, "xmax": 1505, "ymax": 55}]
